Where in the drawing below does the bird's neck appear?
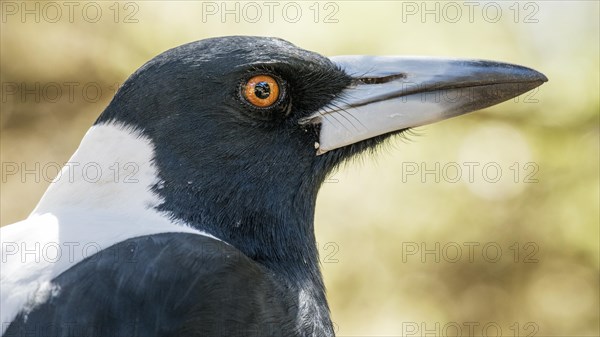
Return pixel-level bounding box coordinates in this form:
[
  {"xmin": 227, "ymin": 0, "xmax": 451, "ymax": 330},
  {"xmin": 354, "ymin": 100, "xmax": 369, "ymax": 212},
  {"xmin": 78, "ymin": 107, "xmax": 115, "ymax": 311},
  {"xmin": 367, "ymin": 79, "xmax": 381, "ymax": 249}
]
[
  {"xmin": 42, "ymin": 122, "xmax": 334, "ymax": 335},
  {"xmin": 162, "ymin": 186, "xmax": 333, "ymax": 335},
  {"xmin": 150, "ymin": 142, "xmax": 334, "ymax": 335},
  {"xmin": 154, "ymin": 171, "xmax": 333, "ymax": 330}
]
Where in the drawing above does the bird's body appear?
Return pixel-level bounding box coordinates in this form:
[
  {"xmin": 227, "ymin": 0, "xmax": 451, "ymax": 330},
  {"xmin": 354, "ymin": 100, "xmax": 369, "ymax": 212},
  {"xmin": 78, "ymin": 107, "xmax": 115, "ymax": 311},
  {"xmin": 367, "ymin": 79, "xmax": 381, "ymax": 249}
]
[
  {"xmin": 1, "ymin": 36, "xmax": 546, "ymax": 336},
  {"xmin": 8, "ymin": 232, "xmax": 302, "ymax": 336}
]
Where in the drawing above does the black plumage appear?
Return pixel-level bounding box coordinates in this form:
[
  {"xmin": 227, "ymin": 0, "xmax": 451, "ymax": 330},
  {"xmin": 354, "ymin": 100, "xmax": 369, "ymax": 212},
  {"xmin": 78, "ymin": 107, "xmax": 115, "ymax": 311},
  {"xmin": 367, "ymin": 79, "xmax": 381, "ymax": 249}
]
[{"xmin": 7, "ymin": 234, "xmax": 300, "ymax": 337}]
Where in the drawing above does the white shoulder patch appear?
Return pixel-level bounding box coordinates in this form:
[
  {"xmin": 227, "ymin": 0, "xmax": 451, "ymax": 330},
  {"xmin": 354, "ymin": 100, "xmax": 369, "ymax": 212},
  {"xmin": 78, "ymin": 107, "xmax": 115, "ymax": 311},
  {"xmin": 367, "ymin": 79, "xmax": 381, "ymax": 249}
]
[{"xmin": 1, "ymin": 123, "xmax": 219, "ymax": 333}]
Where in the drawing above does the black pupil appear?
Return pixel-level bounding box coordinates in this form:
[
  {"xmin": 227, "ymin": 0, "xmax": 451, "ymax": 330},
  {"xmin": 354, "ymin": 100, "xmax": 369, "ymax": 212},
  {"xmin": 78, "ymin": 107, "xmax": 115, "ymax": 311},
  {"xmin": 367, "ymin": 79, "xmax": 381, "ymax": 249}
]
[{"xmin": 254, "ymin": 82, "xmax": 271, "ymax": 99}]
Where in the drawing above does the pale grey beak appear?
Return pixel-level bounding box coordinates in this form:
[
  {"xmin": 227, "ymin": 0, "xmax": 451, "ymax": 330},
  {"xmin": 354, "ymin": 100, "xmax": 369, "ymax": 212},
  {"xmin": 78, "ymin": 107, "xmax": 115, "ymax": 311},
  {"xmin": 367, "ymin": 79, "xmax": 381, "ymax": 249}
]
[{"xmin": 300, "ymin": 56, "xmax": 548, "ymax": 155}]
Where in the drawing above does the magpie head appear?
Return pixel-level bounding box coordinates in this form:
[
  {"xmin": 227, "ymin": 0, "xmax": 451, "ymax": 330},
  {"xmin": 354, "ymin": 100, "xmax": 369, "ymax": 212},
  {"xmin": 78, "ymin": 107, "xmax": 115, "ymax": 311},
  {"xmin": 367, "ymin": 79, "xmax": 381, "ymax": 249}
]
[
  {"xmin": 96, "ymin": 35, "xmax": 546, "ymax": 271},
  {"xmin": 98, "ymin": 36, "xmax": 355, "ymax": 193}
]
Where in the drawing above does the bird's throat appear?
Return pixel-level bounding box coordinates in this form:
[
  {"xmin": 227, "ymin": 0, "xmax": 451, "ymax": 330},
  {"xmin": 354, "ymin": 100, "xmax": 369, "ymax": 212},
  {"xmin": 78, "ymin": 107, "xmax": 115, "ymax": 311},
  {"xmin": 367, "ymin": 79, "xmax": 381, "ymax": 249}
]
[{"xmin": 153, "ymin": 165, "xmax": 335, "ymax": 335}]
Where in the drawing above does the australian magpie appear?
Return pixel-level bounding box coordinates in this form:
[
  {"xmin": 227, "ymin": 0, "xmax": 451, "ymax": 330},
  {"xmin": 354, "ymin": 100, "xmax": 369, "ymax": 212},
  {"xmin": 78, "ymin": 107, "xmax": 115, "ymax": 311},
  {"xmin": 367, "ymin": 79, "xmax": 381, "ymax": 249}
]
[{"xmin": 1, "ymin": 36, "xmax": 546, "ymax": 337}]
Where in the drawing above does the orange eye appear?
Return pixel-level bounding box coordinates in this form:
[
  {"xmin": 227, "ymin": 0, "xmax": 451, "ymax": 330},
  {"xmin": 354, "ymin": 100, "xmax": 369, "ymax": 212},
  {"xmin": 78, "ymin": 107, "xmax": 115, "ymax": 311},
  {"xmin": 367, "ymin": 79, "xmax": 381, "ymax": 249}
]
[{"xmin": 242, "ymin": 75, "xmax": 280, "ymax": 108}]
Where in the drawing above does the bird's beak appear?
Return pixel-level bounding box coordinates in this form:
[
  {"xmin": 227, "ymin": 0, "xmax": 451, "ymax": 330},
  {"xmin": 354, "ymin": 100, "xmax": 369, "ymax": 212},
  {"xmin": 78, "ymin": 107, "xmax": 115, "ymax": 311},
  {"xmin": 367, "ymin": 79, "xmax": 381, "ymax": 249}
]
[{"xmin": 300, "ymin": 56, "xmax": 548, "ymax": 155}]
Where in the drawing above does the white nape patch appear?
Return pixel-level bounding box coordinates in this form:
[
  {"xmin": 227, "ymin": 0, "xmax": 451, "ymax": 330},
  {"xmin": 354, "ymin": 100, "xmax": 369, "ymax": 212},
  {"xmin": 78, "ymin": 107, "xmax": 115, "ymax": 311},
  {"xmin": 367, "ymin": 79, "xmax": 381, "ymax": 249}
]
[{"xmin": 1, "ymin": 123, "xmax": 219, "ymax": 334}]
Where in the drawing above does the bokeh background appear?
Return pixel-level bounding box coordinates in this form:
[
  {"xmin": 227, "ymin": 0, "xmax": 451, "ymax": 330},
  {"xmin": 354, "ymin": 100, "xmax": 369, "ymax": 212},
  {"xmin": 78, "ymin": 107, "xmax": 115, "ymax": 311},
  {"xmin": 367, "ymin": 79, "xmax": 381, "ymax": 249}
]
[{"xmin": 1, "ymin": 1, "xmax": 598, "ymax": 335}]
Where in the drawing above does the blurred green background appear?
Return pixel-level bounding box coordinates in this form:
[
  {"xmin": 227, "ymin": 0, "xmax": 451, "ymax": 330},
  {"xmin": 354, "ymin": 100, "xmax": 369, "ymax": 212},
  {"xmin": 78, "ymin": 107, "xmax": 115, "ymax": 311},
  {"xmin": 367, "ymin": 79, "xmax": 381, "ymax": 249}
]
[{"xmin": 1, "ymin": 1, "xmax": 598, "ymax": 335}]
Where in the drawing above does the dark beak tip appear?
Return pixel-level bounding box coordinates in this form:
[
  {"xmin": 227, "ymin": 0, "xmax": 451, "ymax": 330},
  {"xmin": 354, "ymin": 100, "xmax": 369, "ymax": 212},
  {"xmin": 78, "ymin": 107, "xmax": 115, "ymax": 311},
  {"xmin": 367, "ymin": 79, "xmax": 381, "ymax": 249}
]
[
  {"xmin": 520, "ymin": 66, "xmax": 548, "ymax": 83},
  {"xmin": 532, "ymin": 70, "xmax": 548, "ymax": 83}
]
